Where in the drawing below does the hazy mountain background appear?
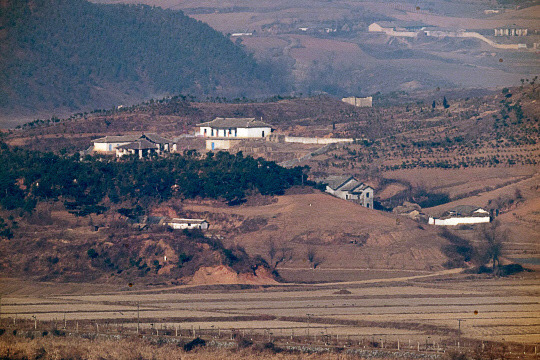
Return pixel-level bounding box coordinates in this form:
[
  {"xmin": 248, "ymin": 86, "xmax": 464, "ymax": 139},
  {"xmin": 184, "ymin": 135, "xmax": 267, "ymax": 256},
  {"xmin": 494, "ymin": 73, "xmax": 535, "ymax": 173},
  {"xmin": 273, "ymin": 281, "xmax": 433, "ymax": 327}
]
[
  {"xmin": 1, "ymin": 0, "xmax": 538, "ymax": 127},
  {"xmin": 0, "ymin": 0, "xmax": 288, "ymax": 126}
]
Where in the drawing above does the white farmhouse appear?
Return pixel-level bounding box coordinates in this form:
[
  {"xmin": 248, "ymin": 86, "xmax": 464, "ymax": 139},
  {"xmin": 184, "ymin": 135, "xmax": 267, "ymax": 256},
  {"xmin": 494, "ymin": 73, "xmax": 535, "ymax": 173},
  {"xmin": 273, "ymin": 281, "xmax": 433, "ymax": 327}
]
[
  {"xmin": 324, "ymin": 175, "xmax": 374, "ymax": 209},
  {"xmin": 93, "ymin": 134, "xmax": 141, "ymax": 153},
  {"xmin": 197, "ymin": 117, "xmax": 272, "ymax": 138},
  {"xmin": 429, "ymin": 205, "xmax": 491, "ymax": 226},
  {"xmin": 165, "ymin": 218, "xmax": 209, "ymax": 230},
  {"xmin": 93, "ymin": 133, "xmax": 174, "ymax": 158}
]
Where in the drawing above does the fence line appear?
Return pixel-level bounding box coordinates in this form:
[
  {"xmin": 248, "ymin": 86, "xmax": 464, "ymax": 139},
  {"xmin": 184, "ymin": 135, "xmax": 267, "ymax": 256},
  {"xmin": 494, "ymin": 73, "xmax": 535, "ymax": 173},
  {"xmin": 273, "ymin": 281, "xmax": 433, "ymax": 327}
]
[{"xmin": 1, "ymin": 317, "xmax": 538, "ymax": 358}]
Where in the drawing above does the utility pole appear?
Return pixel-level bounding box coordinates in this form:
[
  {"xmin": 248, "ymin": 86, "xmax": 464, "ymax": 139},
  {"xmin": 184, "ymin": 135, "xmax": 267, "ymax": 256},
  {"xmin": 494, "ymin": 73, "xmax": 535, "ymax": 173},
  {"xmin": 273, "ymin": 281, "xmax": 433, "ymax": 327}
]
[
  {"xmin": 136, "ymin": 302, "xmax": 140, "ymax": 334},
  {"xmin": 457, "ymin": 319, "xmax": 465, "ymax": 347}
]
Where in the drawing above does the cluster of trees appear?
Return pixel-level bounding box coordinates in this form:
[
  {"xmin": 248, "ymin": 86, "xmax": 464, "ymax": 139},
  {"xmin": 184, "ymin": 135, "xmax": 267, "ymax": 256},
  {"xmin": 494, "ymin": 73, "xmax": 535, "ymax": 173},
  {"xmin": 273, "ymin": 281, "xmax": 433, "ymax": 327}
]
[
  {"xmin": 440, "ymin": 223, "xmax": 522, "ymax": 277},
  {"xmin": 0, "ymin": 143, "xmax": 306, "ymax": 216},
  {"xmin": 1, "ymin": 0, "xmax": 284, "ymax": 115}
]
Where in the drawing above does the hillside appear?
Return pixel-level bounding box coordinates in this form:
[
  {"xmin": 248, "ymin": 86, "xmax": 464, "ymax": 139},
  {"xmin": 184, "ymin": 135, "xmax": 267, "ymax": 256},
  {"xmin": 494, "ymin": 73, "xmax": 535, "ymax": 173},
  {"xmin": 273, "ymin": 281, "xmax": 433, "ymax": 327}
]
[
  {"xmin": 180, "ymin": 192, "xmax": 451, "ymax": 277},
  {"xmin": 1, "ymin": 85, "xmax": 538, "ymax": 284},
  {"xmin": 0, "ymin": 0, "xmax": 284, "ymax": 126}
]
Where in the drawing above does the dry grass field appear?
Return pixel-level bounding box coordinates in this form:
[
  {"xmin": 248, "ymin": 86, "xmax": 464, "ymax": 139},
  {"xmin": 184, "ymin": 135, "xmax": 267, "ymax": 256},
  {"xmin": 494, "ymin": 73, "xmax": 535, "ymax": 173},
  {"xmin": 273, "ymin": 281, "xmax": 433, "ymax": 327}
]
[
  {"xmin": 1, "ymin": 272, "xmax": 539, "ymax": 352},
  {"xmin": 180, "ymin": 192, "xmax": 451, "ymax": 275}
]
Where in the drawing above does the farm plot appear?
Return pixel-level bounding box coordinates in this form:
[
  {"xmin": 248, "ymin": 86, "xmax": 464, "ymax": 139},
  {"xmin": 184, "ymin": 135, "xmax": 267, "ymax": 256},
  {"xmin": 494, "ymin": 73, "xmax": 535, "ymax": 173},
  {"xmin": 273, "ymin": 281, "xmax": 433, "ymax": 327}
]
[{"xmin": 2, "ymin": 274, "xmax": 538, "ymax": 346}]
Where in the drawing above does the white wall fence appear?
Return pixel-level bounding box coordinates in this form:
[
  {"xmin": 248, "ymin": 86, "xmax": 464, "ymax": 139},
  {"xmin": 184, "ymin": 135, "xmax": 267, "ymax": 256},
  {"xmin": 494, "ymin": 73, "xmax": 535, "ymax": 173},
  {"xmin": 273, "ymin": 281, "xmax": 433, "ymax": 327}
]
[
  {"xmin": 268, "ymin": 135, "xmax": 354, "ymax": 145},
  {"xmin": 428, "ymin": 216, "xmax": 491, "ymax": 226}
]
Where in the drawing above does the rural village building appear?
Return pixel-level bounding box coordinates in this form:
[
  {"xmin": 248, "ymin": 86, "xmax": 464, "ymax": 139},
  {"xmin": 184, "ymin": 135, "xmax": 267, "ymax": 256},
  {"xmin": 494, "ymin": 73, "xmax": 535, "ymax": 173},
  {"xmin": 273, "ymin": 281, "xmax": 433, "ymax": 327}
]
[
  {"xmin": 428, "ymin": 205, "xmax": 491, "ymax": 226},
  {"xmin": 342, "ymin": 96, "xmax": 373, "ymax": 107},
  {"xmin": 368, "ymin": 21, "xmax": 427, "ymax": 37},
  {"xmin": 494, "ymin": 25, "xmax": 528, "ymax": 36},
  {"xmin": 197, "ymin": 117, "xmax": 273, "ymax": 150},
  {"xmin": 164, "ymin": 218, "xmax": 209, "ymax": 230},
  {"xmin": 129, "ymin": 216, "xmax": 209, "ymax": 231},
  {"xmin": 324, "ymin": 175, "xmax": 374, "ymax": 209},
  {"xmin": 93, "ymin": 134, "xmax": 174, "ymax": 158}
]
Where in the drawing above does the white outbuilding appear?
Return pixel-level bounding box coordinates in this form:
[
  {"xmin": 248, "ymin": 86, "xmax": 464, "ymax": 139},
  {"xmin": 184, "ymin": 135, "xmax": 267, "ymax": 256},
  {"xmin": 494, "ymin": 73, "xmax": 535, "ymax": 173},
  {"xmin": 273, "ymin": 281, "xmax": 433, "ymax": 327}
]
[
  {"xmin": 429, "ymin": 205, "xmax": 491, "ymax": 226},
  {"xmin": 165, "ymin": 218, "xmax": 209, "ymax": 230}
]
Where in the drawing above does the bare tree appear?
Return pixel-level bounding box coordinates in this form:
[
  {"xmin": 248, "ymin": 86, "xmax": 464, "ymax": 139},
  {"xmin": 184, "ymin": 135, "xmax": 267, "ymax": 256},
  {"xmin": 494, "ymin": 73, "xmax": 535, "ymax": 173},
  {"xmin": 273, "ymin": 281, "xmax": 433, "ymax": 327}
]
[
  {"xmin": 267, "ymin": 238, "xmax": 293, "ymax": 270},
  {"xmin": 478, "ymin": 220, "xmax": 506, "ymax": 275},
  {"xmin": 306, "ymin": 246, "xmax": 324, "ymax": 269}
]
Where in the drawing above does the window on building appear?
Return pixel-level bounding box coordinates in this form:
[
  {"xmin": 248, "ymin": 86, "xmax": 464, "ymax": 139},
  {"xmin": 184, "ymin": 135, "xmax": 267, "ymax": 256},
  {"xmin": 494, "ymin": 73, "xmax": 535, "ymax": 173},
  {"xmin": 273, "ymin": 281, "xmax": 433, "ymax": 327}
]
[{"xmin": 366, "ymin": 192, "xmax": 370, "ymax": 198}]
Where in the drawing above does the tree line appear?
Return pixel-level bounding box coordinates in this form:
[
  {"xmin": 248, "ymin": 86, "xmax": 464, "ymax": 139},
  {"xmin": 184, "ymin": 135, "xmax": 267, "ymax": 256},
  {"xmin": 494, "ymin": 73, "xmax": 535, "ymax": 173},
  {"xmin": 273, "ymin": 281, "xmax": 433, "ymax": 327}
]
[{"xmin": 0, "ymin": 143, "xmax": 306, "ymax": 216}]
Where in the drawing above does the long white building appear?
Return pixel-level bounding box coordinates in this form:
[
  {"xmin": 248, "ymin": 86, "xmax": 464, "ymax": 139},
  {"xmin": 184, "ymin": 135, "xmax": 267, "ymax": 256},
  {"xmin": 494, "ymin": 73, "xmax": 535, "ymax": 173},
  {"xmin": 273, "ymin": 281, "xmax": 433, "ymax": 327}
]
[{"xmin": 429, "ymin": 205, "xmax": 491, "ymax": 226}]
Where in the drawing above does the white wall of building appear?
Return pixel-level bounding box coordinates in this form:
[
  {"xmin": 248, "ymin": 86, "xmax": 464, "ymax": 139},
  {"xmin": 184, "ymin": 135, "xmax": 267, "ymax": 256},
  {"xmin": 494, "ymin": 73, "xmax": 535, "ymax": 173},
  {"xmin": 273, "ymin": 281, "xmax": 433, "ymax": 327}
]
[
  {"xmin": 428, "ymin": 216, "xmax": 490, "ymax": 226},
  {"xmin": 94, "ymin": 142, "xmax": 132, "ymax": 152},
  {"xmin": 200, "ymin": 126, "xmax": 271, "ymax": 138},
  {"xmin": 168, "ymin": 222, "xmax": 208, "ymax": 230},
  {"xmin": 236, "ymin": 127, "xmax": 271, "ymax": 138},
  {"xmin": 206, "ymin": 139, "xmax": 243, "ymax": 150}
]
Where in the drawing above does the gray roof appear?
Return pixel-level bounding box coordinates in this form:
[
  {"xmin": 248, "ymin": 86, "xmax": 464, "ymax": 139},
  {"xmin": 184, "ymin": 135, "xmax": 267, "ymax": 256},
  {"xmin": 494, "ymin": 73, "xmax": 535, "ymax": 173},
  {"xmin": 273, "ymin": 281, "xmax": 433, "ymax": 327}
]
[
  {"xmin": 93, "ymin": 135, "xmax": 141, "ymax": 143},
  {"xmin": 340, "ymin": 179, "xmax": 363, "ymax": 191},
  {"xmin": 373, "ymin": 21, "xmax": 429, "ymax": 29},
  {"xmin": 446, "ymin": 205, "xmax": 486, "ymax": 217},
  {"xmin": 324, "ymin": 175, "xmax": 355, "ymax": 190},
  {"xmin": 166, "ymin": 218, "xmax": 208, "ymax": 224},
  {"xmin": 117, "ymin": 139, "xmax": 157, "ymax": 150},
  {"xmin": 93, "ymin": 133, "xmax": 172, "ymax": 144},
  {"xmin": 143, "ymin": 133, "xmax": 172, "ymax": 144},
  {"xmin": 197, "ymin": 117, "xmax": 272, "ymax": 129}
]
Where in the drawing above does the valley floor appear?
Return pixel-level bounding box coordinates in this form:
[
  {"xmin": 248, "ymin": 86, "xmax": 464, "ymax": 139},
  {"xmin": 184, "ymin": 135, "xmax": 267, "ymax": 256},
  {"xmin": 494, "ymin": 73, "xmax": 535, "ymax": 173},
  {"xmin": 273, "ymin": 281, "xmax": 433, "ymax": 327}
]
[{"xmin": 1, "ymin": 270, "xmax": 539, "ymax": 348}]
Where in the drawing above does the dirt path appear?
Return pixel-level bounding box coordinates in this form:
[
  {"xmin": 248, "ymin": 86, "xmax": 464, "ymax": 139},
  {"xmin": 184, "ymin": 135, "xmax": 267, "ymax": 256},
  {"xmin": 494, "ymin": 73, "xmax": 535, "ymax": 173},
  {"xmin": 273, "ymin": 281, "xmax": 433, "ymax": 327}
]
[
  {"xmin": 307, "ymin": 267, "xmax": 465, "ymax": 287},
  {"xmin": 101, "ymin": 267, "xmax": 465, "ymax": 295}
]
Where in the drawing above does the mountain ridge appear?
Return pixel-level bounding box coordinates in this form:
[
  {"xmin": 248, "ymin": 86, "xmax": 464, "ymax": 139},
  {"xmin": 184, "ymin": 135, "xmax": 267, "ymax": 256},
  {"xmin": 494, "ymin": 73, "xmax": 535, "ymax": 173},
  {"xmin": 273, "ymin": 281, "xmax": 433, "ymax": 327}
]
[{"xmin": 0, "ymin": 0, "xmax": 284, "ymax": 125}]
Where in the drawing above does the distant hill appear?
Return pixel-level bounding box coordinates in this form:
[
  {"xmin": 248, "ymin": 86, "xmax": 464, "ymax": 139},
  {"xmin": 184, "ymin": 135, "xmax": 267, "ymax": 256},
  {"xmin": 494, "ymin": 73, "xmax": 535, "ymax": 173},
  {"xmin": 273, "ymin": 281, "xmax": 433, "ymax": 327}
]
[{"xmin": 0, "ymin": 0, "xmax": 284, "ymax": 125}]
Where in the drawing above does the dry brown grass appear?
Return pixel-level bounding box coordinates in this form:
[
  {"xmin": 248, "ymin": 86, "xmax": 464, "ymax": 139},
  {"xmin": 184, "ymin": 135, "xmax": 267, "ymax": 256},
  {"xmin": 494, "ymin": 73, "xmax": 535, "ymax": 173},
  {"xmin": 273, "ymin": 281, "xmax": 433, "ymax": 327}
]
[
  {"xmin": 182, "ymin": 192, "xmax": 449, "ymax": 274},
  {"xmin": 0, "ymin": 335, "xmax": 359, "ymax": 360}
]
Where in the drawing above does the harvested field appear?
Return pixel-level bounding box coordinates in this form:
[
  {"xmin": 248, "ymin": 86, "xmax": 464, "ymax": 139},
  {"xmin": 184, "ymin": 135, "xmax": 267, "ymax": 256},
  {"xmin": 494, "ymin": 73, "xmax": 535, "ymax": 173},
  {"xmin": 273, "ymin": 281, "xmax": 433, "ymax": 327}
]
[{"xmin": 2, "ymin": 272, "xmax": 539, "ymax": 347}]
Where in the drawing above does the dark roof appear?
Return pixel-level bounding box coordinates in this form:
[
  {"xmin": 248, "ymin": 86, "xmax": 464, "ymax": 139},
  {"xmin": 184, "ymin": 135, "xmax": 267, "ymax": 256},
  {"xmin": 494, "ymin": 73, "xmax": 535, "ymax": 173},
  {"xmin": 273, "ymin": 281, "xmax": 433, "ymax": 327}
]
[
  {"xmin": 166, "ymin": 218, "xmax": 208, "ymax": 224},
  {"xmin": 445, "ymin": 205, "xmax": 488, "ymax": 217},
  {"xmin": 373, "ymin": 21, "xmax": 429, "ymax": 29},
  {"xmin": 117, "ymin": 139, "xmax": 157, "ymax": 150},
  {"xmin": 324, "ymin": 175, "xmax": 355, "ymax": 190},
  {"xmin": 143, "ymin": 133, "xmax": 172, "ymax": 144},
  {"xmin": 93, "ymin": 135, "xmax": 141, "ymax": 143},
  {"xmin": 496, "ymin": 24, "xmax": 526, "ymax": 29},
  {"xmin": 340, "ymin": 178, "xmax": 363, "ymax": 191},
  {"xmin": 93, "ymin": 133, "xmax": 172, "ymax": 144},
  {"xmin": 197, "ymin": 117, "xmax": 272, "ymax": 129}
]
